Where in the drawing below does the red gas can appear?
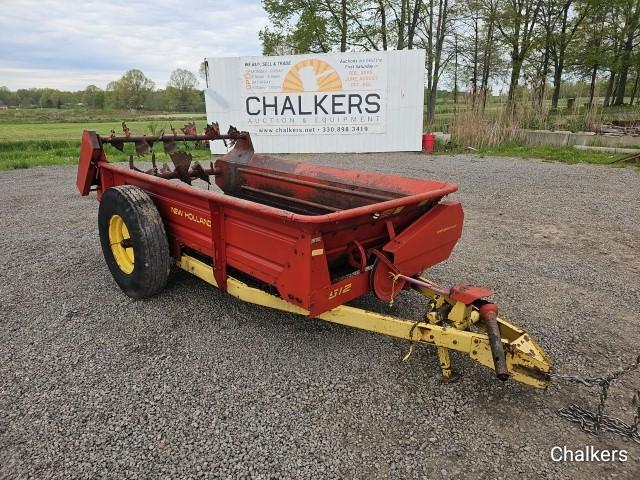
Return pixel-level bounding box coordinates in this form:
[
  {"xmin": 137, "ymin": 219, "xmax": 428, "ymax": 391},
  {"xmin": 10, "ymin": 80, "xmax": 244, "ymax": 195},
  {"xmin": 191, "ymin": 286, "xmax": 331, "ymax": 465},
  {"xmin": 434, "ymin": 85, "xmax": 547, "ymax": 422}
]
[{"xmin": 422, "ymin": 133, "xmax": 436, "ymax": 152}]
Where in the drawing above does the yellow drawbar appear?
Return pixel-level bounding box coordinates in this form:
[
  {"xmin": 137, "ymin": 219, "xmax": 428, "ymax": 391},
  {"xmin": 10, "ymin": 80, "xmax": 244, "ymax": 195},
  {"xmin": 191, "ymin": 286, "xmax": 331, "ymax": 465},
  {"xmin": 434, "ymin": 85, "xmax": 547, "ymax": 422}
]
[{"xmin": 176, "ymin": 254, "xmax": 551, "ymax": 388}]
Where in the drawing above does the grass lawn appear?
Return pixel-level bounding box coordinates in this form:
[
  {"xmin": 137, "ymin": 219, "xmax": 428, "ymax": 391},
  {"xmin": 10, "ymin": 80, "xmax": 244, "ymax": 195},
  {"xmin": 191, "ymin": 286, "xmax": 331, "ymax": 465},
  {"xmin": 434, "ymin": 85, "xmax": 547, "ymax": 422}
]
[
  {"xmin": 0, "ymin": 118, "xmax": 209, "ymax": 142},
  {"xmin": 0, "ymin": 139, "xmax": 216, "ymax": 171},
  {"xmin": 477, "ymin": 142, "xmax": 626, "ymax": 165},
  {"xmin": 474, "ymin": 142, "xmax": 627, "ymax": 165},
  {"xmin": 0, "ymin": 115, "xmax": 213, "ymax": 170},
  {"xmin": 0, "ymin": 108, "xmax": 634, "ymax": 170},
  {"xmin": 0, "ymin": 107, "xmax": 206, "ymax": 124}
]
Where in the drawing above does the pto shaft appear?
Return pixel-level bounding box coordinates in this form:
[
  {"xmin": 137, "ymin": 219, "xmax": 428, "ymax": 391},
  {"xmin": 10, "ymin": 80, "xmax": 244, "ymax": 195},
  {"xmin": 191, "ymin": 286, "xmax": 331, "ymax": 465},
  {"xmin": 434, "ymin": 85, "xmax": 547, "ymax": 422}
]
[{"xmin": 479, "ymin": 303, "xmax": 509, "ymax": 381}]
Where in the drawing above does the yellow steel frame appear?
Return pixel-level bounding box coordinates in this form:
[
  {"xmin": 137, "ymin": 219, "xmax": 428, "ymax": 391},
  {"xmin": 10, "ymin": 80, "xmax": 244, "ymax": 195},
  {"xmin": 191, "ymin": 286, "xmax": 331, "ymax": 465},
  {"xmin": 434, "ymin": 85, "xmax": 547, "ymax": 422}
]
[{"xmin": 176, "ymin": 254, "xmax": 551, "ymax": 388}]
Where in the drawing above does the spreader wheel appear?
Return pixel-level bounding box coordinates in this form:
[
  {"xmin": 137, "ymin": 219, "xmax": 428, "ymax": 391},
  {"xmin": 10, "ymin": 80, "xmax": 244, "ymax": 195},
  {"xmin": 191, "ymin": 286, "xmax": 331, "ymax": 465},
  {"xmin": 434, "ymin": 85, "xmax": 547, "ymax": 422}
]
[
  {"xmin": 371, "ymin": 256, "xmax": 406, "ymax": 302},
  {"xmin": 98, "ymin": 185, "xmax": 171, "ymax": 298}
]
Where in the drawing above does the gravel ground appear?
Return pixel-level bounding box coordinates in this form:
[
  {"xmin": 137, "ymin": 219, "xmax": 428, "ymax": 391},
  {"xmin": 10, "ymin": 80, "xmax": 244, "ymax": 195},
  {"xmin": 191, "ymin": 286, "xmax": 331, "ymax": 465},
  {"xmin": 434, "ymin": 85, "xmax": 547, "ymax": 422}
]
[{"xmin": 1, "ymin": 154, "xmax": 639, "ymax": 479}]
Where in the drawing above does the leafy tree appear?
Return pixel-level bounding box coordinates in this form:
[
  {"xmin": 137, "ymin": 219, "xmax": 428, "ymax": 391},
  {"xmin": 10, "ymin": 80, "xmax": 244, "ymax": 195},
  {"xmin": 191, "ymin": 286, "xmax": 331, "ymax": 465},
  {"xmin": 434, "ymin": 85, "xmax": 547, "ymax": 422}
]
[
  {"xmin": 260, "ymin": 1, "xmax": 333, "ymax": 53},
  {"xmin": 165, "ymin": 69, "xmax": 197, "ymax": 110},
  {"xmin": 495, "ymin": 0, "xmax": 543, "ymax": 109},
  {"xmin": 165, "ymin": 69, "xmax": 201, "ymax": 111},
  {"xmin": 82, "ymin": 85, "xmax": 105, "ymax": 109},
  {"xmin": 421, "ymin": 0, "xmax": 457, "ymax": 124},
  {"xmin": 106, "ymin": 69, "xmax": 155, "ymax": 110},
  {"xmin": 612, "ymin": 0, "xmax": 640, "ymax": 104},
  {"xmin": 39, "ymin": 89, "xmax": 61, "ymax": 108},
  {"xmin": 543, "ymin": 0, "xmax": 591, "ymax": 108},
  {"xmin": 567, "ymin": 2, "xmax": 608, "ymax": 105},
  {"xmin": 0, "ymin": 86, "xmax": 14, "ymax": 106}
]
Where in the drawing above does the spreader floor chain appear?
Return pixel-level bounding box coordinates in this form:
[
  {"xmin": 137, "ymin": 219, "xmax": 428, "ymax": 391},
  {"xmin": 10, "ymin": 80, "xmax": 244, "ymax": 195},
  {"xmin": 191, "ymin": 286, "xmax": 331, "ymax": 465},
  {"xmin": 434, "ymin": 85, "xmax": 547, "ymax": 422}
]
[{"xmin": 177, "ymin": 254, "xmax": 551, "ymax": 388}]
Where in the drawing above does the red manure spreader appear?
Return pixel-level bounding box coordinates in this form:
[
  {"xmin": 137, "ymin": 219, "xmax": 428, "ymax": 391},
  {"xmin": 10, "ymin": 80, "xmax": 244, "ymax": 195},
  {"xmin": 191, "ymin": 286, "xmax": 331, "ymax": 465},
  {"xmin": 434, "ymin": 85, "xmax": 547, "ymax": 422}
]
[{"xmin": 77, "ymin": 123, "xmax": 551, "ymax": 388}]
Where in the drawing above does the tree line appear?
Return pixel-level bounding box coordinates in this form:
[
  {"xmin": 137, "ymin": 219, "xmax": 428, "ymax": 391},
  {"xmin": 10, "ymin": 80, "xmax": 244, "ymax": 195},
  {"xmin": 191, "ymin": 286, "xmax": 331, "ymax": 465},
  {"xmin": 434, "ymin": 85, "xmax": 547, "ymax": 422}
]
[
  {"xmin": 260, "ymin": 0, "xmax": 640, "ymax": 123},
  {"xmin": 0, "ymin": 68, "xmax": 205, "ymax": 112}
]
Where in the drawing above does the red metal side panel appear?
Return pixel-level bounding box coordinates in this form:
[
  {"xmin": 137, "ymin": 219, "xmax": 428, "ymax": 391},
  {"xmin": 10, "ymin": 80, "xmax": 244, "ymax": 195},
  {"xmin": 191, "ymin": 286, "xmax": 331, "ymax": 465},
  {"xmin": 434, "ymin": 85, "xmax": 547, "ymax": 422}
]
[
  {"xmin": 100, "ymin": 166, "xmax": 215, "ymax": 258},
  {"xmin": 243, "ymin": 154, "xmax": 457, "ymax": 196},
  {"xmin": 224, "ymin": 207, "xmax": 301, "ymax": 286},
  {"xmin": 77, "ymin": 131, "xmax": 103, "ymax": 195},
  {"xmin": 383, "ymin": 202, "xmax": 464, "ymax": 275},
  {"xmin": 319, "ymin": 204, "xmax": 427, "ymax": 266},
  {"xmin": 155, "ymin": 195, "xmax": 213, "ymax": 257},
  {"xmin": 309, "ymin": 272, "xmax": 371, "ymax": 316},
  {"xmin": 94, "ymin": 163, "xmax": 464, "ymax": 316}
]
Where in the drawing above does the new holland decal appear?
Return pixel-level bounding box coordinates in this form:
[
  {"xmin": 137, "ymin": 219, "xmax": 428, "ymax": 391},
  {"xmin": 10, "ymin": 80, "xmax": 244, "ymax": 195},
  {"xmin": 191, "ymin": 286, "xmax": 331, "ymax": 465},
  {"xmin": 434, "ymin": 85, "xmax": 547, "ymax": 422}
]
[{"xmin": 170, "ymin": 206, "xmax": 211, "ymax": 227}]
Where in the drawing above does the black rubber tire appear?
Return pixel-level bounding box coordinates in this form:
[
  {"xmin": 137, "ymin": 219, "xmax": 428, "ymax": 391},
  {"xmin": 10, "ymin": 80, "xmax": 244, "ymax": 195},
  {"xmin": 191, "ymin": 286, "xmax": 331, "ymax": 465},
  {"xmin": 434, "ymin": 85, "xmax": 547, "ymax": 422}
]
[{"xmin": 98, "ymin": 185, "xmax": 171, "ymax": 298}]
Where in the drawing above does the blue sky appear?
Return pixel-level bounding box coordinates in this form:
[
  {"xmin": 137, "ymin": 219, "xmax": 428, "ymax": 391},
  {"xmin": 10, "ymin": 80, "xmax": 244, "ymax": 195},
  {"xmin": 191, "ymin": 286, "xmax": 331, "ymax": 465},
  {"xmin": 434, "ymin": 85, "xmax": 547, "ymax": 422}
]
[{"xmin": 0, "ymin": 0, "xmax": 268, "ymax": 90}]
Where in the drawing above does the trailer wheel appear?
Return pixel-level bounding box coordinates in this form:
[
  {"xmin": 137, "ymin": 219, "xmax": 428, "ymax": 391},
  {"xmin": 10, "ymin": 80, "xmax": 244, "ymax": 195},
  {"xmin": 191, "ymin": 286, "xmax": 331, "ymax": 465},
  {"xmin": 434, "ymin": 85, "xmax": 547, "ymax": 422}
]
[{"xmin": 98, "ymin": 185, "xmax": 171, "ymax": 298}]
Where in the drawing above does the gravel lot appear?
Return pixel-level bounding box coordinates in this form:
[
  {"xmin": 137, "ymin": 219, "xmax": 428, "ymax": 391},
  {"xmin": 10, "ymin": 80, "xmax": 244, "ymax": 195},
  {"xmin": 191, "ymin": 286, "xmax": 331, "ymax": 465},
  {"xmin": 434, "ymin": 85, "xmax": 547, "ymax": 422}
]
[{"xmin": 1, "ymin": 154, "xmax": 639, "ymax": 479}]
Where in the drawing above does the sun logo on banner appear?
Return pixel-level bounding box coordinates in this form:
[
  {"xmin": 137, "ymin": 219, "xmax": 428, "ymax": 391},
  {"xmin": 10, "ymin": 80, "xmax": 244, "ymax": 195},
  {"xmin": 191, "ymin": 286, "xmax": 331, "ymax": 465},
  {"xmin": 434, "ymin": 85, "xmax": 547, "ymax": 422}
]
[{"xmin": 282, "ymin": 59, "xmax": 343, "ymax": 92}]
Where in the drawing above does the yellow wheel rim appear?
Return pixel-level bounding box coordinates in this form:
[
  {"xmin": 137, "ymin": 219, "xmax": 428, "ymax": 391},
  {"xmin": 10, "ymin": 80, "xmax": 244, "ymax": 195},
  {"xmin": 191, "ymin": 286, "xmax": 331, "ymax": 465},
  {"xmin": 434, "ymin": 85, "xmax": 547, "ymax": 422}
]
[{"xmin": 108, "ymin": 214, "xmax": 135, "ymax": 274}]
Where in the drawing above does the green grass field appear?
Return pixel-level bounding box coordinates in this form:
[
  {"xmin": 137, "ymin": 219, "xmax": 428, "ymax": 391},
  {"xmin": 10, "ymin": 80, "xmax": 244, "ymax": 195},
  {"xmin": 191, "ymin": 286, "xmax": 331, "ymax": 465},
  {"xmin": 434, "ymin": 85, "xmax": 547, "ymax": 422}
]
[
  {"xmin": 0, "ymin": 107, "xmax": 206, "ymax": 124},
  {"xmin": 0, "ymin": 108, "xmax": 635, "ymax": 171},
  {"xmin": 0, "ymin": 139, "xmax": 216, "ymax": 171},
  {"xmin": 0, "ymin": 111, "xmax": 211, "ymax": 170},
  {"xmin": 430, "ymin": 140, "xmax": 627, "ymax": 166},
  {"xmin": 474, "ymin": 142, "xmax": 624, "ymax": 165},
  {"xmin": 0, "ymin": 140, "xmax": 80, "ymax": 170},
  {"xmin": 0, "ymin": 118, "xmax": 209, "ymax": 141}
]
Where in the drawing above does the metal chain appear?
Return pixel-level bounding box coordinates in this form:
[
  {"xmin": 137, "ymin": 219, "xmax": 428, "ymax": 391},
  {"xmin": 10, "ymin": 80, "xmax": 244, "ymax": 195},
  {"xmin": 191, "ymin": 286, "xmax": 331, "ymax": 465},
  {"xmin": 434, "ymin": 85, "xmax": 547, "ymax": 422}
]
[
  {"xmin": 401, "ymin": 301, "xmax": 436, "ymax": 362},
  {"xmin": 550, "ymin": 354, "xmax": 640, "ymax": 443},
  {"xmin": 631, "ymin": 390, "xmax": 640, "ymax": 437}
]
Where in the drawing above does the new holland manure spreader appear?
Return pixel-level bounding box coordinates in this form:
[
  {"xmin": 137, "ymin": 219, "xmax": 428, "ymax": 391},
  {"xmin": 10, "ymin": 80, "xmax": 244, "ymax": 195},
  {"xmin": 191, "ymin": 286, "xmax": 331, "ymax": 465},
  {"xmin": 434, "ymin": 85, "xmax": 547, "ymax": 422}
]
[{"xmin": 76, "ymin": 123, "xmax": 551, "ymax": 388}]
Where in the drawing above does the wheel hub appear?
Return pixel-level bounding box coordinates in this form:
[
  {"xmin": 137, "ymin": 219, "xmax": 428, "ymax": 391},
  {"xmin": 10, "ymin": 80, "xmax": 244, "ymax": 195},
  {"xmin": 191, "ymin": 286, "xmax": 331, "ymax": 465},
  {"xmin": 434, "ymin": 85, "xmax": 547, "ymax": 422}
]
[{"xmin": 108, "ymin": 214, "xmax": 135, "ymax": 274}]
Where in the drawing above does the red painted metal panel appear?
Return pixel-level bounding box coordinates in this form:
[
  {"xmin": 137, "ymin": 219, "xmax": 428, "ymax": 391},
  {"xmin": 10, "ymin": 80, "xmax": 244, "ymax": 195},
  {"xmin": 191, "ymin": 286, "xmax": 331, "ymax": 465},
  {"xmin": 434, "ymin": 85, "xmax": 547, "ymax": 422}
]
[
  {"xmin": 449, "ymin": 285, "xmax": 494, "ymax": 304},
  {"xmin": 210, "ymin": 202, "xmax": 227, "ymax": 291},
  {"xmin": 228, "ymin": 153, "xmax": 453, "ymax": 196},
  {"xmin": 382, "ymin": 202, "xmax": 464, "ymax": 275},
  {"xmin": 310, "ymin": 272, "xmax": 371, "ymax": 316},
  {"xmin": 77, "ymin": 131, "xmax": 103, "ymax": 195},
  {"xmin": 92, "ymin": 144, "xmax": 463, "ymax": 316},
  {"xmin": 225, "ymin": 215, "xmax": 297, "ymax": 269}
]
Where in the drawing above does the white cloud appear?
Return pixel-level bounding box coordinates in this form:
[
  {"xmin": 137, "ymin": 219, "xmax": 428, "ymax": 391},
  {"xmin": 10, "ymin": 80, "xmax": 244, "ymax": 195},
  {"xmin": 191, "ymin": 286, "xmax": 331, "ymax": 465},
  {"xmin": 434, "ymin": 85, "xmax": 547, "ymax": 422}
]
[{"xmin": 0, "ymin": 0, "xmax": 268, "ymax": 90}]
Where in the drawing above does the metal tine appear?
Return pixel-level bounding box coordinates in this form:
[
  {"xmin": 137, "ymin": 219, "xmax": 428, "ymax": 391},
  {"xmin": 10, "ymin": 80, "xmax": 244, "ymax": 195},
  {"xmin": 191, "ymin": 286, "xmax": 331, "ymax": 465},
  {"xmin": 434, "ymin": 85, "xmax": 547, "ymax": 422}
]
[
  {"xmin": 145, "ymin": 152, "xmax": 158, "ymax": 175},
  {"xmin": 181, "ymin": 122, "xmax": 197, "ymax": 136},
  {"xmin": 205, "ymin": 122, "xmax": 221, "ymax": 138},
  {"xmin": 110, "ymin": 128, "xmax": 124, "ymax": 151},
  {"xmin": 226, "ymin": 125, "xmax": 240, "ymax": 148},
  {"xmin": 191, "ymin": 162, "xmax": 210, "ymax": 184},
  {"xmin": 169, "ymin": 151, "xmax": 192, "ymax": 171},
  {"xmin": 169, "ymin": 151, "xmax": 193, "ymax": 184},
  {"xmin": 163, "ymin": 139, "xmax": 178, "ymax": 155},
  {"xmin": 135, "ymin": 140, "xmax": 151, "ymax": 156},
  {"xmin": 128, "ymin": 154, "xmax": 143, "ymax": 173}
]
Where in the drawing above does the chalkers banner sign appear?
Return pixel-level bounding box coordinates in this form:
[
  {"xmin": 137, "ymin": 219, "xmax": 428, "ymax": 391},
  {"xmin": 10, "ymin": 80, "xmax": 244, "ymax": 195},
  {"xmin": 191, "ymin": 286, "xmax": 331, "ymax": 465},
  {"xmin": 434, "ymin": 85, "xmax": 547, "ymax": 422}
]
[
  {"xmin": 205, "ymin": 49, "xmax": 425, "ymax": 153},
  {"xmin": 240, "ymin": 53, "xmax": 387, "ymax": 135}
]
